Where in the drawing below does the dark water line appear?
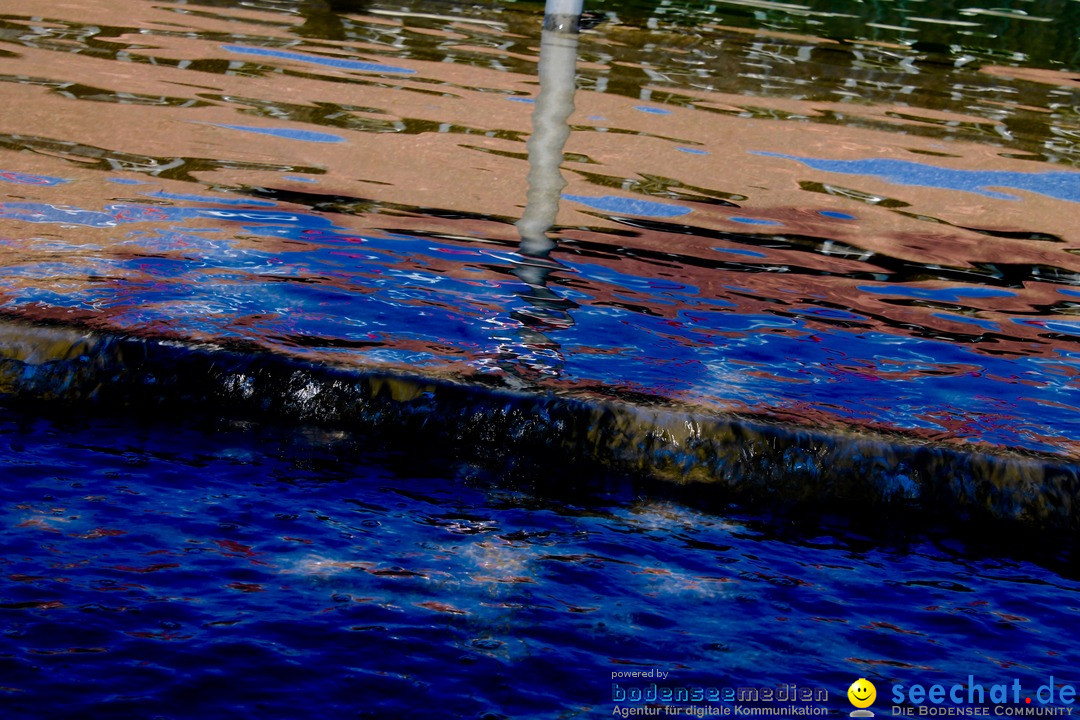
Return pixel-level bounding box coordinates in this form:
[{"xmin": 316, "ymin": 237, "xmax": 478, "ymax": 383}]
[{"xmin": 0, "ymin": 317, "xmax": 1076, "ymax": 540}]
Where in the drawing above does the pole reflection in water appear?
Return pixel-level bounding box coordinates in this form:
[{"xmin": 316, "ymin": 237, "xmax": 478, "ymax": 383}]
[
  {"xmin": 500, "ymin": 11, "xmax": 582, "ymax": 380},
  {"xmin": 517, "ymin": 22, "xmax": 577, "ymax": 259}
]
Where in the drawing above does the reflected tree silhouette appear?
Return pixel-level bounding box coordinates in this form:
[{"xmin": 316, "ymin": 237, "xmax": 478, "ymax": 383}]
[{"xmin": 296, "ymin": 0, "xmax": 370, "ymax": 39}]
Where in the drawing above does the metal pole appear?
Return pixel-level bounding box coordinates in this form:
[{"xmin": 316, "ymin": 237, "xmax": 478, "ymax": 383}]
[
  {"xmin": 516, "ymin": 4, "xmax": 580, "ymax": 259},
  {"xmin": 542, "ymin": 0, "xmax": 584, "ymax": 32},
  {"xmin": 496, "ymin": 0, "xmax": 583, "ymax": 380}
]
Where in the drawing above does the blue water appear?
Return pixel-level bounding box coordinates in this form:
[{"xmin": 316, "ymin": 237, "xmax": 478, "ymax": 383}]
[
  {"xmin": 1, "ymin": 410, "xmax": 1078, "ymax": 719},
  {"xmin": 221, "ymin": 44, "xmax": 417, "ymax": 75},
  {"xmin": 0, "ymin": 0, "xmax": 1079, "ymax": 715},
  {"xmin": 753, "ymin": 153, "xmax": 1080, "ymax": 203}
]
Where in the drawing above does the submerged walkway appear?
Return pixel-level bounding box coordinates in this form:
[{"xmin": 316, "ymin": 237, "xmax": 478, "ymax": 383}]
[{"xmin": 1, "ymin": 318, "xmax": 1075, "ymax": 538}]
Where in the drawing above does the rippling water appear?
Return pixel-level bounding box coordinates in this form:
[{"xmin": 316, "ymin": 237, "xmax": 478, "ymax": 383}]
[
  {"xmin": 1, "ymin": 0, "xmax": 1079, "ymax": 716},
  {"xmin": 0, "ymin": 0, "xmax": 1078, "ymax": 454},
  {"xmin": 1, "ymin": 412, "xmax": 1078, "ymax": 719}
]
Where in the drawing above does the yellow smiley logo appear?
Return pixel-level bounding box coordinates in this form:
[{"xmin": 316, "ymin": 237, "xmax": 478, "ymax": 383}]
[{"xmin": 848, "ymin": 678, "xmax": 877, "ymax": 708}]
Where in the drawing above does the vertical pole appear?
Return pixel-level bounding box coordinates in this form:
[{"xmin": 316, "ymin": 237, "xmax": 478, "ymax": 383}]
[
  {"xmin": 542, "ymin": 0, "xmax": 584, "ymax": 32},
  {"xmin": 516, "ymin": 0, "xmax": 581, "ymax": 259},
  {"xmin": 496, "ymin": 0, "xmax": 583, "ymax": 380}
]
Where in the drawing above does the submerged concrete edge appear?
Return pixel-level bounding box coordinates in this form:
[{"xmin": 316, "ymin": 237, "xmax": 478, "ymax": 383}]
[{"xmin": 0, "ymin": 319, "xmax": 1076, "ymax": 536}]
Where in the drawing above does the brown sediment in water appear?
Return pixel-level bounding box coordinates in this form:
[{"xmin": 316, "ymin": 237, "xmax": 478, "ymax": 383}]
[{"xmin": 980, "ymin": 65, "xmax": 1080, "ymax": 89}]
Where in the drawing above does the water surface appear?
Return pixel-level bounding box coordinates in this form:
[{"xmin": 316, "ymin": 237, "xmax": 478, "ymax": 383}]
[
  {"xmin": 1, "ymin": 0, "xmax": 1079, "ymax": 456},
  {"xmin": 1, "ymin": 411, "xmax": 1078, "ymax": 718},
  {"xmin": 1, "ymin": 1, "xmax": 1080, "ymax": 716}
]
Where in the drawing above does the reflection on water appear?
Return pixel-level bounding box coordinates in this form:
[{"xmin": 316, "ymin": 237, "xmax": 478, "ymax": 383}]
[
  {"xmin": 1, "ymin": 2, "xmax": 1080, "ymax": 716},
  {"xmin": 508, "ymin": 19, "xmax": 580, "ymax": 381},
  {"xmin": 0, "ymin": 0, "xmax": 1079, "ymax": 457}
]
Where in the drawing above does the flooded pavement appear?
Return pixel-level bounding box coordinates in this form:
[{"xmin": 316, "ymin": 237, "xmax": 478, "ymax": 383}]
[{"xmin": 0, "ymin": 0, "xmax": 1078, "ymax": 461}]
